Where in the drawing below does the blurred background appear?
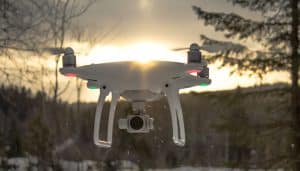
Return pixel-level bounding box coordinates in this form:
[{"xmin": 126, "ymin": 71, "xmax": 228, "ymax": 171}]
[{"xmin": 0, "ymin": 0, "xmax": 299, "ymax": 170}]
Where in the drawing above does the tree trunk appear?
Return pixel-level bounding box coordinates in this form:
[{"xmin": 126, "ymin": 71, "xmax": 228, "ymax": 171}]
[
  {"xmin": 290, "ymin": 0, "xmax": 300, "ymax": 170},
  {"xmin": 52, "ymin": 0, "xmax": 69, "ymax": 102},
  {"xmin": 76, "ymin": 78, "xmax": 82, "ymax": 114},
  {"xmin": 53, "ymin": 56, "xmax": 59, "ymax": 102}
]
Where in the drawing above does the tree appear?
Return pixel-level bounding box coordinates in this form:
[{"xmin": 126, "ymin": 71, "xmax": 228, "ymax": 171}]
[
  {"xmin": 213, "ymin": 88, "xmax": 252, "ymax": 169},
  {"xmin": 0, "ymin": 0, "xmax": 50, "ymax": 53},
  {"xmin": 6, "ymin": 119, "xmax": 24, "ymax": 158},
  {"xmin": 193, "ymin": 0, "xmax": 299, "ymax": 170},
  {"xmin": 0, "ymin": 0, "xmax": 52, "ymax": 85},
  {"xmin": 25, "ymin": 113, "xmax": 53, "ymax": 161},
  {"xmin": 45, "ymin": 0, "xmax": 95, "ymax": 102},
  {"xmin": 0, "ymin": 0, "xmax": 95, "ymax": 102}
]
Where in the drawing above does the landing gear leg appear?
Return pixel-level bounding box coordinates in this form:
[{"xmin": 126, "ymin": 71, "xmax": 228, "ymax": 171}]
[
  {"xmin": 165, "ymin": 85, "xmax": 186, "ymax": 146},
  {"xmin": 93, "ymin": 88, "xmax": 120, "ymax": 148}
]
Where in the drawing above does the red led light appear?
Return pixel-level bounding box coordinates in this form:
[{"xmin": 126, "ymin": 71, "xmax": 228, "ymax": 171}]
[
  {"xmin": 64, "ymin": 73, "xmax": 76, "ymax": 77},
  {"xmin": 186, "ymin": 69, "xmax": 201, "ymax": 75}
]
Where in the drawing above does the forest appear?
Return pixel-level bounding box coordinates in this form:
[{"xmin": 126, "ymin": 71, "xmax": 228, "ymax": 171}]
[{"xmin": 0, "ymin": 83, "xmax": 292, "ymax": 170}]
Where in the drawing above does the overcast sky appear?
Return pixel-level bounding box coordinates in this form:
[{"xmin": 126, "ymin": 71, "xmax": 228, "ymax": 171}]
[
  {"xmin": 77, "ymin": 0, "xmax": 261, "ymax": 47},
  {"xmin": 59, "ymin": 0, "xmax": 287, "ymax": 102}
]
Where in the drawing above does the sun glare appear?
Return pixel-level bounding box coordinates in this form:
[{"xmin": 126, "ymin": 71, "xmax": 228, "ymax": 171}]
[
  {"xmin": 136, "ymin": 57, "xmax": 151, "ymax": 64},
  {"xmin": 87, "ymin": 42, "xmax": 185, "ymax": 64}
]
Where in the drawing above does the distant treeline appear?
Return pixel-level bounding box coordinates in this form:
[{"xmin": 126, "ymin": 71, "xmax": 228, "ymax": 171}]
[{"xmin": 0, "ymin": 83, "xmax": 292, "ymax": 170}]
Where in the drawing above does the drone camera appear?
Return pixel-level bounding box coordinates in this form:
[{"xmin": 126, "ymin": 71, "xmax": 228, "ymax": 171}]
[{"xmin": 118, "ymin": 115, "xmax": 154, "ymax": 133}]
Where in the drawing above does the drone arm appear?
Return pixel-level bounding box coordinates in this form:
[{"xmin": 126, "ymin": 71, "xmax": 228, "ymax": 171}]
[
  {"xmin": 176, "ymin": 75, "xmax": 211, "ymax": 88},
  {"xmin": 165, "ymin": 85, "xmax": 186, "ymax": 146},
  {"xmin": 93, "ymin": 88, "xmax": 120, "ymax": 148}
]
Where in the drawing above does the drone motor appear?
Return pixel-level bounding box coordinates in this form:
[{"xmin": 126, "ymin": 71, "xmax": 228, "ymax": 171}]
[
  {"xmin": 187, "ymin": 43, "xmax": 202, "ymax": 63},
  {"xmin": 62, "ymin": 47, "xmax": 76, "ymax": 67}
]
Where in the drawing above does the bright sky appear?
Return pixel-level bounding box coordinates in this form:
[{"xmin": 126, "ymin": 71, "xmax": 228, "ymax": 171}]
[{"xmin": 51, "ymin": 0, "xmax": 289, "ymax": 102}]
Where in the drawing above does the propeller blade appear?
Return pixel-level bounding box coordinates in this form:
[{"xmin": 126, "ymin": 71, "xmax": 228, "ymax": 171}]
[
  {"xmin": 171, "ymin": 47, "xmax": 190, "ymax": 51},
  {"xmin": 43, "ymin": 47, "xmax": 65, "ymax": 55},
  {"xmin": 171, "ymin": 43, "xmax": 200, "ymax": 51},
  {"xmin": 172, "ymin": 45, "xmax": 215, "ymax": 53},
  {"xmin": 43, "ymin": 47, "xmax": 82, "ymax": 55}
]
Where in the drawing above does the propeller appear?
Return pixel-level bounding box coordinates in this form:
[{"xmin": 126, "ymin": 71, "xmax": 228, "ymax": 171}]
[
  {"xmin": 172, "ymin": 47, "xmax": 190, "ymax": 51},
  {"xmin": 43, "ymin": 47, "xmax": 65, "ymax": 55},
  {"xmin": 172, "ymin": 40, "xmax": 248, "ymax": 54},
  {"xmin": 171, "ymin": 43, "xmax": 201, "ymax": 52},
  {"xmin": 43, "ymin": 47, "xmax": 75, "ymax": 55}
]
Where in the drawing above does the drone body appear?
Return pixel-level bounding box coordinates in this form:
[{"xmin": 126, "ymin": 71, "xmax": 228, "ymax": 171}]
[{"xmin": 59, "ymin": 43, "xmax": 211, "ymax": 148}]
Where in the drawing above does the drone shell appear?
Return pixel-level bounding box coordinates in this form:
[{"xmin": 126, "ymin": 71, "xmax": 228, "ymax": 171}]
[{"xmin": 59, "ymin": 44, "xmax": 212, "ymax": 148}]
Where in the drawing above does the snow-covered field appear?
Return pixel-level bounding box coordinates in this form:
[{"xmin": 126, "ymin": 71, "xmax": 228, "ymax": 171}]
[
  {"xmin": 1, "ymin": 158, "xmax": 139, "ymax": 171},
  {"xmin": 149, "ymin": 168, "xmax": 283, "ymax": 171},
  {"xmin": 0, "ymin": 157, "xmax": 284, "ymax": 171}
]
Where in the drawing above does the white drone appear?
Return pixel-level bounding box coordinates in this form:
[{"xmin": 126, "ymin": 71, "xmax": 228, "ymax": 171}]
[{"xmin": 59, "ymin": 43, "xmax": 211, "ymax": 148}]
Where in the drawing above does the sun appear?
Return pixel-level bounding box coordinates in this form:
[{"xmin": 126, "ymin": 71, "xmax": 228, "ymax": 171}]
[
  {"xmin": 86, "ymin": 42, "xmax": 185, "ymax": 65},
  {"xmin": 139, "ymin": 0, "xmax": 152, "ymax": 11},
  {"xmin": 136, "ymin": 57, "xmax": 151, "ymax": 64}
]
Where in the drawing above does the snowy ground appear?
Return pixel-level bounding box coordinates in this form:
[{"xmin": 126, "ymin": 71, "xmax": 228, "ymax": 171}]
[
  {"xmin": 148, "ymin": 168, "xmax": 283, "ymax": 171},
  {"xmin": 1, "ymin": 158, "xmax": 139, "ymax": 171},
  {"xmin": 0, "ymin": 157, "xmax": 284, "ymax": 171}
]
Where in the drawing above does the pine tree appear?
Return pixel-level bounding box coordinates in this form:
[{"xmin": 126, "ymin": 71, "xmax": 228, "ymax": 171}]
[
  {"xmin": 6, "ymin": 120, "xmax": 24, "ymax": 158},
  {"xmin": 214, "ymin": 88, "xmax": 252, "ymax": 169},
  {"xmin": 25, "ymin": 113, "xmax": 53, "ymax": 162},
  {"xmin": 193, "ymin": 0, "xmax": 299, "ymax": 170}
]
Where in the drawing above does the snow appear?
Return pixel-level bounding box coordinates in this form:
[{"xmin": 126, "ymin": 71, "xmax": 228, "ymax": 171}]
[
  {"xmin": 149, "ymin": 167, "xmax": 283, "ymax": 171},
  {"xmin": 7, "ymin": 158, "xmax": 30, "ymax": 171},
  {"xmin": 0, "ymin": 157, "xmax": 284, "ymax": 171}
]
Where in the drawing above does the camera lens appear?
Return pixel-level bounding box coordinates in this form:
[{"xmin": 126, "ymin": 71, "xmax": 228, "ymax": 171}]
[{"xmin": 130, "ymin": 116, "xmax": 144, "ymax": 130}]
